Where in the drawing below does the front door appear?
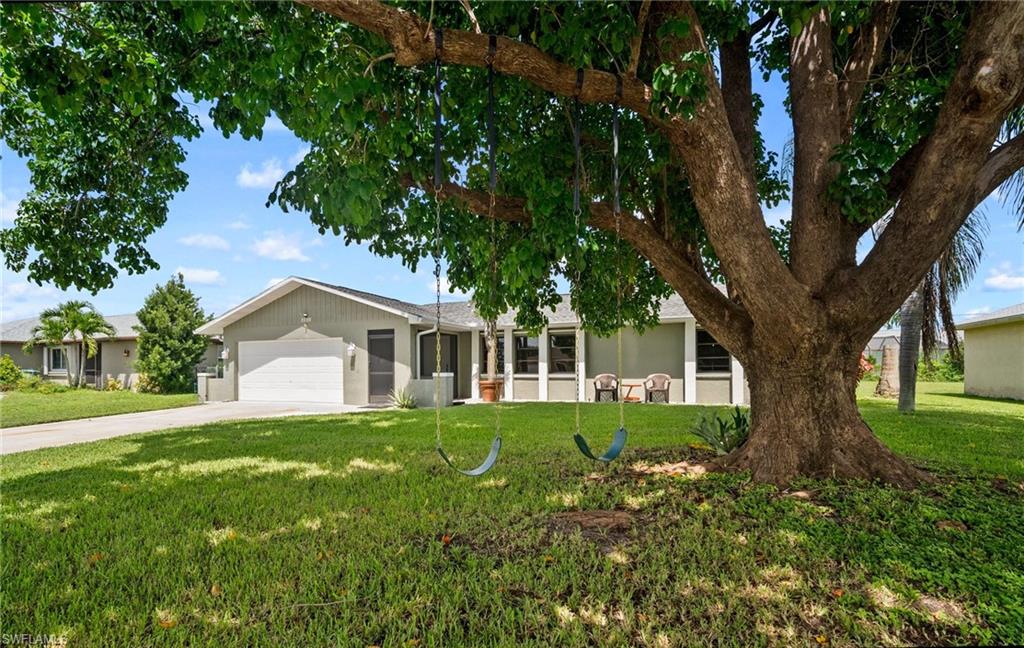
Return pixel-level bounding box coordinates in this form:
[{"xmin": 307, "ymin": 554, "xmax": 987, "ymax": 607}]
[{"xmin": 368, "ymin": 330, "xmax": 395, "ymax": 404}]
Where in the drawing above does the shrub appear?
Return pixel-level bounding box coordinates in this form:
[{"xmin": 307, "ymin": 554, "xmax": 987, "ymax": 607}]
[
  {"xmin": 918, "ymin": 353, "xmax": 964, "ymax": 382},
  {"xmin": 0, "ymin": 354, "xmax": 21, "ymax": 391},
  {"xmin": 17, "ymin": 375, "xmax": 69, "ymax": 394},
  {"xmin": 389, "ymin": 388, "xmax": 417, "ymax": 409},
  {"xmin": 136, "ymin": 373, "xmax": 160, "ymax": 394},
  {"xmin": 692, "ymin": 406, "xmax": 750, "ymax": 456},
  {"xmin": 857, "ymin": 353, "xmax": 875, "ymax": 382},
  {"xmin": 134, "ymin": 274, "xmax": 211, "ymax": 393},
  {"xmin": 105, "ymin": 377, "xmax": 124, "ymax": 391}
]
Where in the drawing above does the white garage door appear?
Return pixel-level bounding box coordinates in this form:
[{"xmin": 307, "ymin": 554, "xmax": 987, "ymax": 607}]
[{"xmin": 238, "ymin": 338, "xmax": 344, "ymax": 404}]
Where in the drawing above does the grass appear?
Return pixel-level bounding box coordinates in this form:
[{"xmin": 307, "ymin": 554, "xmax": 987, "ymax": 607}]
[
  {"xmin": 1, "ymin": 383, "xmax": 1022, "ymax": 646},
  {"xmin": 0, "ymin": 389, "xmax": 199, "ymax": 428}
]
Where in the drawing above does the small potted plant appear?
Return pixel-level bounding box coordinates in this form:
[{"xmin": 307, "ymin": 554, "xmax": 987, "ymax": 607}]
[{"xmin": 478, "ymin": 321, "xmax": 503, "ymax": 402}]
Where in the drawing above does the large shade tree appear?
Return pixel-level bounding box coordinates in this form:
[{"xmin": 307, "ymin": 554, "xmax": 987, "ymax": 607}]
[{"xmin": 2, "ymin": 1, "xmax": 1023, "ymax": 486}]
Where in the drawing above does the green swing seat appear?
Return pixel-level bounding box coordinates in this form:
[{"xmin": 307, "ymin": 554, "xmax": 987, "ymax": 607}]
[
  {"xmin": 573, "ymin": 426, "xmax": 627, "ymax": 463},
  {"xmin": 436, "ymin": 436, "xmax": 502, "ymax": 477}
]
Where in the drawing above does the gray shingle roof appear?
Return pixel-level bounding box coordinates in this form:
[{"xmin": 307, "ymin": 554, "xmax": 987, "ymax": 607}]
[
  {"xmin": 1, "ymin": 313, "xmax": 142, "ymax": 343},
  {"xmin": 957, "ymin": 302, "xmax": 1024, "ymax": 329},
  {"xmin": 426, "ymin": 292, "xmax": 694, "ymax": 327},
  {"xmin": 303, "ymin": 278, "xmax": 436, "ymax": 320}
]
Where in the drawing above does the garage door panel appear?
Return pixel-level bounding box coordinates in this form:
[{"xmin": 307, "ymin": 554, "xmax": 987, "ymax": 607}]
[{"xmin": 239, "ymin": 338, "xmax": 344, "ymax": 404}]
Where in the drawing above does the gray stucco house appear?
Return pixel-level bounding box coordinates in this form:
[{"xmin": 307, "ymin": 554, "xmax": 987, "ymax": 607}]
[
  {"xmin": 195, "ymin": 276, "xmax": 748, "ymax": 406},
  {"xmin": 1, "ymin": 313, "xmax": 221, "ymax": 389}
]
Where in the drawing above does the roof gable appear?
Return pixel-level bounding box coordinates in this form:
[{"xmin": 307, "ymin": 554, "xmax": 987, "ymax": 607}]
[{"xmin": 196, "ymin": 276, "xmax": 436, "ymax": 336}]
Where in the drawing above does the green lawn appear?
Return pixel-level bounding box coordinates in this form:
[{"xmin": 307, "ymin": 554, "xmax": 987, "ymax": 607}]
[
  {"xmin": 0, "ymin": 390, "xmax": 199, "ymax": 428},
  {"xmin": 2, "ymin": 383, "xmax": 1022, "ymax": 646}
]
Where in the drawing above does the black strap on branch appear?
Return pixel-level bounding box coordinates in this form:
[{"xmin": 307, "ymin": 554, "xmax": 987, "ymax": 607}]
[
  {"xmin": 487, "ymin": 34, "xmax": 497, "ymax": 192},
  {"xmin": 573, "ymin": 68, "xmax": 584, "ymax": 215},
  {"xmin": 433, "ymin": 28, "xmax": 444, "ymax": 191}
]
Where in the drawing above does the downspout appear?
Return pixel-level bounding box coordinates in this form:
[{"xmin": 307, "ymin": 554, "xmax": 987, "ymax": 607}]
[{"xmin": 416, "ymin": 325, "xmax": 439, "ymax": 379}]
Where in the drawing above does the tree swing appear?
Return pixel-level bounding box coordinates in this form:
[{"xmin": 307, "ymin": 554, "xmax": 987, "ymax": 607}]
[
  {"xmin": 431, "ymin": 34, "xmax": 627, "ymax": 475},
  {"xmin": 570, "ymin": 69, "xmax": 628, "ymax": 463},
  {"xmin": 433, "ymin": 30, "xmax": 502, "ymax": 476}
]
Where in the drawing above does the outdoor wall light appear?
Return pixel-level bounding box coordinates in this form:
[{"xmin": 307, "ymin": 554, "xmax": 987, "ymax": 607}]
[
  {"xmin": 123, "ymin": 348, "xmax": 130, "ymax": 358},
  {"xmin": 220, "ymin": 349, "xmax": 229, "ymax": 360},
  {"xmin": 301, "ymin": 312, "xmax": 312, "ymax": 329},
  {"xmin": 347, "ymin": 342, "xmax": 357, "ymax": 358}
]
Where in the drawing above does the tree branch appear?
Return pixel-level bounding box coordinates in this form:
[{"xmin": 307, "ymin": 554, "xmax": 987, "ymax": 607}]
[
  {"xmin": 306, "ymin": 0, "xmax": 808, "ymax": 345},
  {"xmin": 720, "ymin": 30, "xmax": 756, "ymax": 179},
  {"xmin": 399, "ymin": 174, "xmax": 753, "ymax": 352},
  {"xmin": 831, "ymin": 1, "xmax": 1024, "ymax": 335},
  {"xmin": 297, "ymin": 0, "xmax": 653, "ymax": 112},
  {"xmin": 838, "ymin": 1, "xmax": 898, "ymax": 135},
  {"xmin": 787, "ymin": 7, "xmax": 850, "ymax": 291},
  {"xmin": 627, "ymin": 0, "xmax": 652, "ymax": 77},
  {"xmin": 458, "ymin": 0, "xmax": 481, "ymax": 35}
]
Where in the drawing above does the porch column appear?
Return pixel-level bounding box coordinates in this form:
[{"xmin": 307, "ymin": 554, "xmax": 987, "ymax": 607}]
[
  {"xmin": 730, "ymin": 355, "xmax": 745, "ymax": 405},
  {"xmin": 684, "ymin": 319, "xmax": 697, "ymax": 404},
  {"xmin": 470, "ymin": 327, "xmax": 480, "ymax": 400},
  {"xmin": 538, "ymin": 328, "xmax": 549, "ymax": 401},
  {"xmin": 577, "ymin": 328, "xmax": 587, "ymax": 401},
  {"xmin": 503, "ymin": 327, "xmax": 514, "ymax": 401}
]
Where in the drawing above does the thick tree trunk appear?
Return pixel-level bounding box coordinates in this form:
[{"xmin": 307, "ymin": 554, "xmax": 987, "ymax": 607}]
[
  {"xmin": 721, "ymin": 344, "xmax": 929, "ymax": 488},
  {"xmin": 898, "ymin": 288, "xmax": 924, "ymax": 413}
]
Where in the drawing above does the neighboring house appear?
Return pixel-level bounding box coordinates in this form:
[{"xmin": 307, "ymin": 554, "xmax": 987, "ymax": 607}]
[
  {"xmin": 956, "ymin": 303, "xmax": 1024, "ymax": 401},
  {"xmin": 0, "ymin": 314, "xmax": 222, "ymax": 389},
  {"xmin": 864, "ymin": 327, "xmax": 952, "ymax": 361},
  {"xmin": 195, "ymin": 276, "xmax": 749, "ymax": 406}
]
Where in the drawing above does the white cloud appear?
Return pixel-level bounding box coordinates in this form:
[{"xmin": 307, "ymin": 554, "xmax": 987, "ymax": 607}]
[
  {"xmin": 236, "ymin": 159, "xmax": 285, "ymax": 189},
  {"xmin": 226, "ymin": 219, "xmax": 250, "ymax": 231},
  {"xmin": 178, "ymin": 233, "xmax": 230, "ymax": 251},
  {"xmin": 289, "ymin": 146, "xmax": 311, "ymax": 166},
  {"xmin": 965, "ymin": 306, "xmax": 992, "ymax": 316},
  {"xmin": 983, "ymin": 262, "xmax": 1024, "ymax": 292},
  {"xmin": 251, "ymin": 231, "xmax": 310, "ymax": 262},
  {"xmin": 175, "ymin": 267, "xmax": 225, "ymax": 285},
  {"xmin": 1, "ymin": 190, "xmax": 23, "ymax": 225},
  {"xmin": 265, "ymin": 277, "xmax": 286, "ymax": 289},
  {"xmin": 264, "ymin": 115, "xmax": 288, "ymax": 133},
  {"xmin": 1, "ymin": 281, "xmax": 61, "ymax": 321},
  {"xmin": 426, "ymin": 276, "xmax": 468, "ymax": 299}
]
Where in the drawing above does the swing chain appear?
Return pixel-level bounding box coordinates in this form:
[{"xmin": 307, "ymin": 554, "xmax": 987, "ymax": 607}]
[
  {"xmin": 573, "ymin": 68, "xmax": 584, "ymax": 436},
  {"xmin": 613, "ymin": 74, "xmax": 624, "ymax": 429},
  {"xmin": 487, "ymin": 33, "xmax": 501, "ymax": 439},
  {"xmin": 433, "ymin": 28, "xmax": 443, "ymax": 450}
]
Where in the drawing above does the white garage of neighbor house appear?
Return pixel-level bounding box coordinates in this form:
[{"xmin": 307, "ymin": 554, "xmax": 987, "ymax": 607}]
[
  {"xmin": 195, "ymin": 276, "xmax": 749, "ymax": 407},
  {"xmin": 957, "ymin": 303, "xmax": 1024, "ymax": 401}
]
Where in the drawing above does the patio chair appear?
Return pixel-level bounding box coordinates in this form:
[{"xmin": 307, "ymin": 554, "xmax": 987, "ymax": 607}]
[
  {"xmin": 644, "ymin": 373, "xmax": 671, "ymax": 403},
  {"xmin": 594, "ymin": 373, "xmax": 619, "ymax": 402}
]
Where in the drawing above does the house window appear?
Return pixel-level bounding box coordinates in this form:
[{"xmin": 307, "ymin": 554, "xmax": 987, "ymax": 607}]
[
  {"xmin": 696, "ymin": 330, "xmax": 730, "ymax": 373},
  {"xmin": 479, "ymin": 335, "xmax": 505, "ymax": 373},
  {"xmin": 48, "ymin": 347, "xmax": 67, "ymax": 373},
  {"xmin": 514, "ymin": 334, "xmax": 539, "ymax": 374},
  {"xmin": 548, "ymin": 331, "xmax": 577, "ymax": 374}
]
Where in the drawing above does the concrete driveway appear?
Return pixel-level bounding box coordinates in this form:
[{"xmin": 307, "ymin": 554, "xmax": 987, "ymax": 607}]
[{"xmin": 1, "ymin": 401, "xmax": 361, "ymax": 455}]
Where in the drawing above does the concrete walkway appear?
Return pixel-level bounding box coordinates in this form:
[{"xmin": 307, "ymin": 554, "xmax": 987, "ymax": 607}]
[{"xmin": 1, "ymin": 401, "xmax": 360, "ymax": 455}]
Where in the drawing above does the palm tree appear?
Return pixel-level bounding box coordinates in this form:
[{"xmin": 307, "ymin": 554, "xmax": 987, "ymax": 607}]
[
  {"xmin": 897, "ymin": 211, "xmax": 987, "ymax": 412},
  {"xmin": 22, "ymin": 301, "xmax": 114, "ymax": 388},
  {"xmin": 22, "ymin": 308, "xmax": 74, "ymax": 384},
  {"xmin": 73, "ymin": 308, "xmax": 116, "ymax": 387}
]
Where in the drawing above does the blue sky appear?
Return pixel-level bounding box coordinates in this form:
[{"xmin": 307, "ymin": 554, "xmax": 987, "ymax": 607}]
[{"xmin": 1, "ymin": 73, "xmax": 1022, "ymax": 324}]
